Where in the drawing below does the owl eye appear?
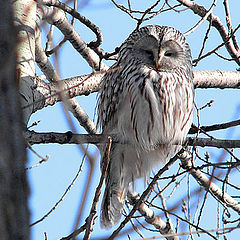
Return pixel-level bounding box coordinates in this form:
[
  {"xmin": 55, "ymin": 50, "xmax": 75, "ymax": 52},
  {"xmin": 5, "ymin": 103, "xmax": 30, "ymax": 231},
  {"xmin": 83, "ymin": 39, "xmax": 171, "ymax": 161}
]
[
  {"xmin": 145, "ymin": 50, "xmax": 154, "ymax": 61},
  {"xmin": 164, "ymin": 51, "xmax": 173, "ymax": 57},
  {"xmin": 164, "ymin": 51, "xmax": 176, "ymax": 57}
]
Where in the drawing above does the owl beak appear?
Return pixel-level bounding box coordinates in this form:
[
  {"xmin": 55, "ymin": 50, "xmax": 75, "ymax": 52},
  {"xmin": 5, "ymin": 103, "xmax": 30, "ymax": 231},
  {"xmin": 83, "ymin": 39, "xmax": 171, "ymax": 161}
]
[{"xmin": 156, "ymin": 53, "xmax": 163, "ymax": 70}]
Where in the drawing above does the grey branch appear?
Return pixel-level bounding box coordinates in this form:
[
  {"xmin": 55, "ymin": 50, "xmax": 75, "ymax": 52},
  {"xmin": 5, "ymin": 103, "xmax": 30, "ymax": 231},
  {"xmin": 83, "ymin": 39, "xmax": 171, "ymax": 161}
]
[
  {"xmin": 35, "ymin": 26, "xmax": 58, "ymax": 82},
  {"xmin": 25, "ymin": 131, "xmax": 240, "ymax": 149}
]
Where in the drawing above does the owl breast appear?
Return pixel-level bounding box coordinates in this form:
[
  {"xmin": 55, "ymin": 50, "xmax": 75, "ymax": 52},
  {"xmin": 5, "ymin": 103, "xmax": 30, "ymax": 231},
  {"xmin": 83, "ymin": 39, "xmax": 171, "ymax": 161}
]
[{"xmin": 117, "ymin": 65, "xmax": 194, "ymax": 155}]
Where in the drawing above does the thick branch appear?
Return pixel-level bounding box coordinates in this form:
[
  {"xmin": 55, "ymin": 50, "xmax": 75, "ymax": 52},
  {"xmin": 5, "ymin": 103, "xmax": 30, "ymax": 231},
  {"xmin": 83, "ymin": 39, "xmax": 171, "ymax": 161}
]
[
  {"xmin": 25, "ymin": 70, "xmax": 240, "ymax": 113},
  {"xmin": 193, "ymin": 70, "xmax": 240, "ymax": 89},
  {"xmin": 14, "ymin": 0, "xmax": 37, "ymax": 124},
  {"xmin": 23, "ymin": 72, "xmax": 103, "ymax": 112},
  {"xmin": 25, "ymin": 131, "xmax": 240, "ymax": 149}
]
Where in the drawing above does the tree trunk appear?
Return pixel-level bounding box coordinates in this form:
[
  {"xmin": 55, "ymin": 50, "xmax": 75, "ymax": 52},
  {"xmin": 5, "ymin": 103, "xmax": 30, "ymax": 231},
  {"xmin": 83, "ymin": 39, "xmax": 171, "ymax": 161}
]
[{"xmin": 0, "ymin": 1, "xmax": 29, "ymax": 239}]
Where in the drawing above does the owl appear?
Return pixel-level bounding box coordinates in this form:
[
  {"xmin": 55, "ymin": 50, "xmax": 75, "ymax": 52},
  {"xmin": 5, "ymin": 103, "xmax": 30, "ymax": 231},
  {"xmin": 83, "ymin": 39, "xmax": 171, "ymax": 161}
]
[{"xmin": 97, "ymin": 25, "xmax": 194, "ymax": 228}]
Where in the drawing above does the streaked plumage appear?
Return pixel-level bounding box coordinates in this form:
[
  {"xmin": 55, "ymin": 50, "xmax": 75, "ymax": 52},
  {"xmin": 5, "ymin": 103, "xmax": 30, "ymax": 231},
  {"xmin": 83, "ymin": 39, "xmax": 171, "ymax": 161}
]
[{"xmin": 97, "ymin": 25, "xmax": 194, "ymax": 228}]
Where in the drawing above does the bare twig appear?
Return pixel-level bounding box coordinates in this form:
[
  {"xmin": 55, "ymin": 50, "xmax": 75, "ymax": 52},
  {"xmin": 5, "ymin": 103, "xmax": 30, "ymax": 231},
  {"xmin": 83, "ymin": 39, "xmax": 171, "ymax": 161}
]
[
  {"xmin": 135, "ymin": 0, "xmax": 162, "ymax": 29},
  {"xmin": 62, "ymin": 137, "xmax": 112, "ymax": 240},
  {"xmin": 189, "ymin": 119, "xmax": 240, "ymax": 134},
  {"xmin": 35, "ymin": 27, "xmax": 59, "ymax": 82},
  {"xmin": 107, "ymin": 156, "xmax": 178, "ymax": 239},
  {"xmin": 25, "ymin": 142, "xmax": 49, "ymax": 170},
  {"xmin": 112, "ymin": 0, "xmax": 166, "ymax": 24},
  {"xmin": 177, "ymin": 0, "xmax": 240, "ymax": 65},
  {"xmin": 30, "ymin": 149, "xmax": 87, "ymax": 227},
  {"xmin": 45, "ymin": 36, "xmax": 67, "ymax": 56},
  {"xmin": 192, "ymin": 23, "xmax": 240, "ymax": 64},
  {"xmin": 132, "ymin": 225, "xmax": 240, "ymax": 240},
  {"xmin": 41, "ymin": 0, "xmax": 102, "ymax": 48},
  {"xmin": 60, "ymin": 223, "xmax": 87, "ymax": 240},
  {"xmin": 179, "ymin": 150, "xmax": 240, "ymax": 214},
  {"xmin": 184, "ymin": 0, "xmax": 217, "ymax": 36},
  {"xmin": 194, "ymin": 19, "xmax": 212, "ymax": 67},
  {"xmin": 223, "ymin": 0, "xmax": 239, "ymax": 51},
  {"xmin": 83, "ymin": 136, "xmax": 112, "ymax": 239}
]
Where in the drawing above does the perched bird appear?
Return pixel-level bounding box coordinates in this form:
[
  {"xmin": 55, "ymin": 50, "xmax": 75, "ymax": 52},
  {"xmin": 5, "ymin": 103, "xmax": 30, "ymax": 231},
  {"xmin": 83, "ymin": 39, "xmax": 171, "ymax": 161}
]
[{"xmin": 97, "ymin": 25, "xmax": 194, "ymax": 228}]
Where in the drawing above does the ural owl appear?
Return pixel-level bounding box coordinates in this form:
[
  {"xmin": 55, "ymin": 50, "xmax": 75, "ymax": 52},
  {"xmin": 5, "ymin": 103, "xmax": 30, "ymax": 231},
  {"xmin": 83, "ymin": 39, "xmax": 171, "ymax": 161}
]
[{"xmin": 97, "ymin": 25, "xmax": 194, "ymax": 228}]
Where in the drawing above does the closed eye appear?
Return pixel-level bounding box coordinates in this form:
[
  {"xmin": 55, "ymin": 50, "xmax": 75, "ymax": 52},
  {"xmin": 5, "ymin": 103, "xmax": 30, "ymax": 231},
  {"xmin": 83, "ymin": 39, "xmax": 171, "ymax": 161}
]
[
  {"xmin": 164, "ymin": 51, "xmax": 174, "ymax": 57},
  {"xmin": 145, "ymin": 50, "xmax": 154, "ymax": 61}
]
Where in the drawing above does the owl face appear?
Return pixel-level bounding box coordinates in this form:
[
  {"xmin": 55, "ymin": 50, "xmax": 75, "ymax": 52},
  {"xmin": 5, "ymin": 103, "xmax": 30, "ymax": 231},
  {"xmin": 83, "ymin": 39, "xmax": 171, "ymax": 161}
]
[{"xmin": 119, "ymin": 25, "xmax": 192, "ymax": 73}]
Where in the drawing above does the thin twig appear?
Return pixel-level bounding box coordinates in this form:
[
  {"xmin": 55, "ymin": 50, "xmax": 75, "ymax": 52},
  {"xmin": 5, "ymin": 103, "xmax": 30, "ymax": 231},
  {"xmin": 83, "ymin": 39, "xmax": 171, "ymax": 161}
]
[
  {"xmin": 223, "ymin": 0, "xmax": 239, "ymax": 51},
  {"xmin": 189, "ymin": 119, "xmax": 240, "ymax": 134},
  {"xmin": 30, "ymin": 149, "xmax": 87, "ymax": 227},
  {"xmin": 194, "ymin": 19, "xmax": 212, "ymax": 67},
  {"xmin": 42, "ymin": 0, "xmax": 102, "ymax": 48},
  {"xmin": 177, "ymin": 0, "xmax": 240, "ymax": 65},
  {"xmin": 25, "ymin": 142, "xmax": 49, "ymax": 170},
  {"xmin": 193, "ymin": 23, "xmax": 240, "ymax": 64},
  {"xmin": 133, "ymin": 225, "xmax": 240, "ymax": 240},
  {"xmin": 179, "ymin": 150, "xmax": 240, "ymax": 214},
  {"xmin": 184, "ymin": 0, "xmax": 217, "ymax": 36},
  {"xmin": 83, "ymin": 136, "xmax": 112, "ymax": 239},
  {"xmin": 107, "ymin": 156, "xmax": 178, "ymax": 240}
]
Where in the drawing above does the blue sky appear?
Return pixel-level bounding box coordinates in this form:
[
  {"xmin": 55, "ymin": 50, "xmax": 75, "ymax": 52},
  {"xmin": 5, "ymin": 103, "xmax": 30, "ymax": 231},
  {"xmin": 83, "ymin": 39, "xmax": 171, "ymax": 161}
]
[{"xmin": 28, "ymin": 1, "xmax": 240, "ymax": 239}]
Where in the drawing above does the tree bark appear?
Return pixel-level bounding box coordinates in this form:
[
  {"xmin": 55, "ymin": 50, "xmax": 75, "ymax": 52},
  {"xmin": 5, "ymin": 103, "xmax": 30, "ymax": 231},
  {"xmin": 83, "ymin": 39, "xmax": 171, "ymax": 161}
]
[
  {"xmin": 13, "ymin": 0, "xmax": 36, "ymax": 124},
  {"xmin": 0, "ymin": 1, "xmax": 29, "ymax": 239}
]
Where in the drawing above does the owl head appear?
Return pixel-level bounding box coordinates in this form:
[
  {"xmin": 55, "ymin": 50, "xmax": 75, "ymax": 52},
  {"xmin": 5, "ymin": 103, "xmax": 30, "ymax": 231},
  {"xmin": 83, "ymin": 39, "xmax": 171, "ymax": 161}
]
[{"xmin": 119, "ymin": 25, "xmax": 192, "ymax": 73}]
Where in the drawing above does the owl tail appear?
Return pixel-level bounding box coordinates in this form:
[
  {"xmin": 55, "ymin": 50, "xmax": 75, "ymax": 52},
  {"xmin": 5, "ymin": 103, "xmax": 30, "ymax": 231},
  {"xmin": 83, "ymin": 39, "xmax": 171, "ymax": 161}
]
[{"xmin": 100, "ymin": 148, "xmax": 130, "ymax": 229}]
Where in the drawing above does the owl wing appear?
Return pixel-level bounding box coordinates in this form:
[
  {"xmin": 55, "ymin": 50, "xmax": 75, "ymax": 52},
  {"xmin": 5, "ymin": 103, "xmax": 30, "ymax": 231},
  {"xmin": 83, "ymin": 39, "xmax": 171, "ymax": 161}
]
[
  {"xmin": 97, "ymin": 63, "xmax": 125, "ymax": 132},
  {"xmin": 97, "ymin": 64, "xmax": 133, "ymax": 228}
]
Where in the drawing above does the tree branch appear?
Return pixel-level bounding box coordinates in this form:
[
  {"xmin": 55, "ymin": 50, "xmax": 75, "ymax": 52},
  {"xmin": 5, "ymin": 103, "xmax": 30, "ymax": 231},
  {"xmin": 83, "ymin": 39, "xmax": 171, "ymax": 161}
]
[
  {"xmin": 22, "ymin": 69, "xmax": 240, "ymax": 114},
  {"xmin": 83, "ymin": 137, "xmax": 112, "ymax": 240},
  {"xmin": 189, "ymin": 119, "xmax": 240, "ymax": 134},
  {"xmin": 179, "ymin": 150, "xmax": 240, "ymax": 214},
  {"xmin": 25, "ymin": 130, "xmax": 240, "ymax": 149},
  {"xmin": 176, "ymin": 0, "xmax": 240, "ymax": 65},
  {"xmin": 0, "ymin": 1, "xmax": 29, "ymax": 237},
  {"xmin": 40, "ymin": 0, "xmax": 102, "ymax": 48},
  {"xmin": 37, "ymin": 1, "xmax": 107, "ymax": 70},
  {"xmin": 127, "ymin": 191, "xmax": 180, "ymax": 240},
  {"xmin": 107, "ymin": 156, "xmax": 178, "ymax": 240},
  {"xmin": 35, "ymin": 26, "xmax": 58, "ymax": 82}
]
